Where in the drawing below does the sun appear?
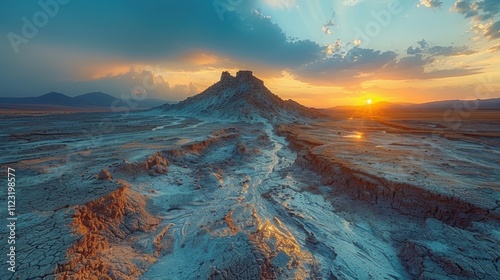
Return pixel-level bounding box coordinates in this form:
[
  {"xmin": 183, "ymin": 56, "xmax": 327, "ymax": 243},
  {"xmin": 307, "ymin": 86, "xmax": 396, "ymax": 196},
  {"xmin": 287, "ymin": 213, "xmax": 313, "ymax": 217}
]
[{"xmin": 366, "ymin": 99, "xmax": 372, "ymax": 105}]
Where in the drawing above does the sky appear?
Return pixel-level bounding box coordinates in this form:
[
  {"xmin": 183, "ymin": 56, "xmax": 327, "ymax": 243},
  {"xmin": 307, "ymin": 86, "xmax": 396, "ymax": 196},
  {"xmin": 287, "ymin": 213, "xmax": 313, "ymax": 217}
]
[{"xmin": 0, "ymin": 0, "xmax": 499, "ymax": 107}]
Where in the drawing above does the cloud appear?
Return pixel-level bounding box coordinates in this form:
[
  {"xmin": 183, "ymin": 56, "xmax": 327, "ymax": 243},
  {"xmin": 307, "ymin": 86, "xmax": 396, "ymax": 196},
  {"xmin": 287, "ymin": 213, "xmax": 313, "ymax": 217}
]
[
  {"xmin": 323, "ymin": 38, "xmax": 366, "ymax": 58},
  {"xmin": 488, "ymin": 43, "xmax": 500, "ymax": 51},
  {"xmin": 322, "ymin": 11, "xmax": 336, "ymax": 35},
  {"xmin": 378, "ymin": 54, "xmax": 481, "ymax": 80},
  {"xmin": 453, "ymin": 0, "xmax": 500, "ymax": 20},
  {"xmin": 417, "ymin": 0, "xmax": 444, "ymax": 8},
  {"xmin": 428, "ymin": 45, "xmax": 476, "ymax": 55},
  {"xmin": 452, "ymin": 1, "xmax": 500, "ymax": 40},
  {"xmin": 0, "ymin": 0, "xmax": 325, "ymax": 96},
  {"xmin": 261, "ymin": 0, "xmax": 297, "ymax": 10},
  {"xmin": 65, "ymin": 67, "xmax": 199, "ymax": 101},
  {"xmin": 453, "ymin": 0, "xmax": 478, "ymax": 18},
  {"xmin": 0, "ymin": 0, "xmax": 491, "ymax": 98},
  {"xmin": 2, "ymin": 0, "xmax": 322, "ymax": 68},
  {"xmin": 484, "ymin": 20, "xmax": 500, "ymax": 39},
  {"xmin": 471, "ymin": 20, "xmax": 500, "ymax": 40},
  {"xmin": 292, "ymin": 47, "xmax": 397, "ymax": 85},
  {"xmin": 418, "ymin": 39, "xmax": 429, "ymax": 49},
  {"xmin": 325, "ymin": 39, "xmax": 343, "ymax": 56},
  {"xmin": 322, "ymin": 19, "xmax": 335, "ymax": 35},
  {"xmin": 291, "ymin": 47, "xmax": 481, "ymax": 86},
  {"xmin": 406, "ymin": 40, "xmax": 476, "ymax": 56},
  {"xmin": 343, "ymin": 0, "xmax": 363, "ymax": 6},
  {"xmin": 406, "ymin": 47, "xmax": 423, "ymax": 55}
]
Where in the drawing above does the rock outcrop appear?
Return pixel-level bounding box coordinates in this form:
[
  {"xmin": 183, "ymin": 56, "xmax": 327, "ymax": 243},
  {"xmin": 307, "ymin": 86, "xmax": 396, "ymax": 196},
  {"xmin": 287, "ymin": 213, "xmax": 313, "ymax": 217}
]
[
  {"xmin": 97, "ymin": 168, "xmax": 112, "ymax": 180},
  {"xmin": 163, "ymin": 70, "xmax": 321, "ymax": 121},
  {"xmin": 54, "ymin": 183, "xmax": 172, "ymax": 279},
  {"xmin": 114, "ymin": 151, "xmax": 170, "ymax": 176}
]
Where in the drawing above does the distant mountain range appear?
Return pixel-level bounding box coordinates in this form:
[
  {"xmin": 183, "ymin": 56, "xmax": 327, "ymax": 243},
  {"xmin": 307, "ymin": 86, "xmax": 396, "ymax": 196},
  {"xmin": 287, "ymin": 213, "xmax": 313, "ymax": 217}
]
[
  {"xmin": 330, "ymin": 98, "xmax": 500, "ymax": 111},
  {"xmin": 3, "ymin": 87, "xmax": 498, "ymax": 114},
  {"xmin": 0, "ymin": 92, "xmax": 169, "ymax": 109}
]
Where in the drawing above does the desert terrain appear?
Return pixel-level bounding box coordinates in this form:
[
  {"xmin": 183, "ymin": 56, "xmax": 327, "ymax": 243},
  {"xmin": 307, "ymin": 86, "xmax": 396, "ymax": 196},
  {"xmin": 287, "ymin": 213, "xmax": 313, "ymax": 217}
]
[{"xmin": 0, "ymin": 71, "xmax": 499, "ymax": 279}]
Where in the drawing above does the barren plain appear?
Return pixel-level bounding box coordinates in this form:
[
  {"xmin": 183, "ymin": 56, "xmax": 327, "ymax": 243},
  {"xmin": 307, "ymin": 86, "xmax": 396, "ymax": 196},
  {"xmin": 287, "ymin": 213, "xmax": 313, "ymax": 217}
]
[{"xmin": 0, "ymin": 73, "xmax": 499, "ymax": 279}]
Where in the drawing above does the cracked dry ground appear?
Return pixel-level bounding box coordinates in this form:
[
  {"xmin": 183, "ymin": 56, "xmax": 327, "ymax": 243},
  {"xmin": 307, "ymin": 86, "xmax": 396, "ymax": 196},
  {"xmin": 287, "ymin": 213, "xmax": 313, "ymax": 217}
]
[{"xmin": 1, "ymin": 113, "xmax": 499, "ymax": 279}]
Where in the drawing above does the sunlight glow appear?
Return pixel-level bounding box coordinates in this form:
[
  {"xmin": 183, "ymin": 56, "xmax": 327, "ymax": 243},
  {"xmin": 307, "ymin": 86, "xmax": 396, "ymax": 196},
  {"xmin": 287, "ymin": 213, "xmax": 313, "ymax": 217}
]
[
  {"xmin": 366, "ymin": 99, "xmax": 372, "ymax": 105},
  {"xmin": 343, "ymin": 132, "xmax": 363, "ymax": 139}
]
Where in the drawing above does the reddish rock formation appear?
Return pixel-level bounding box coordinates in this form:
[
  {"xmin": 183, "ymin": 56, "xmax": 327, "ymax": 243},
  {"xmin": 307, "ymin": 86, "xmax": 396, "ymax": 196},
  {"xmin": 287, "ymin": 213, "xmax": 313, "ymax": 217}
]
[
  {"xmin": 55, "ymin": 183, "xmax": 172, "ymax": 279},
  {"xmin": 163, "ymin": 70, "xmax": 321, "ymax": 121},
  {"xmin": 97, "ymin": 168, "xmax": 112, "ymax": 180},
  {"xmin": 114, "ymin": 151, "xmax": 170, "ymax": 176}
]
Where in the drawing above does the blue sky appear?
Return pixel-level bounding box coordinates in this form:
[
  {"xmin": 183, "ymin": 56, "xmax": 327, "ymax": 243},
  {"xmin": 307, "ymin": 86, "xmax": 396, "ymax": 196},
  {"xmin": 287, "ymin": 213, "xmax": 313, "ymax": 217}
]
[
  {"xmin": 262, "ymin": 1, "xmax": 471, "ymax": 49},
  {"xmin": 0, "ymin": 0, "xmax": 499, "ymax": 106}
]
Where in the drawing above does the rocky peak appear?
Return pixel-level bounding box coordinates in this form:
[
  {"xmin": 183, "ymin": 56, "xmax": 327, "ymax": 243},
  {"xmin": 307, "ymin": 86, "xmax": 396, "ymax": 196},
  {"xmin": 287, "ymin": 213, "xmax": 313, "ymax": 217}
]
[
  {"xmin": 218, "ymin": 70, "xmax": 264, "ymax": 87},
  {"xmin": 220, "ymin": 71, "xmax": 233, "ymax": 83},
  {"xmin": 236, "ymin": 70, "xmax": 253, "ymax": 80},
  {"xmin": 167, "ymin": 69, "xmax": 317, "ymax": 121}
]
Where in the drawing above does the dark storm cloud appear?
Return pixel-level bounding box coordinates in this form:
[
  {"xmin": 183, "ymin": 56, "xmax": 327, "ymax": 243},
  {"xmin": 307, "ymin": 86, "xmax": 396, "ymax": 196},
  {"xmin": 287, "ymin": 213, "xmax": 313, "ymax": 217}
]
[{"xmin": 1, "ymin": 0, "xmax": 322, "ymax": 67}]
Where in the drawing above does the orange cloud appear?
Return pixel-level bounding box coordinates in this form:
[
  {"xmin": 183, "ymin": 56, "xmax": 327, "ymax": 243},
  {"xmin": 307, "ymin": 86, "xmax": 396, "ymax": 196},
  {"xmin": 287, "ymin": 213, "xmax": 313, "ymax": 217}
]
[
  {"xmin": 87, "ymin": 64, "xmax": 132, "ymax": 79},
  {"xmin": 180, "ymin": 52, "xmax": 220, "ymax": 65}
]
